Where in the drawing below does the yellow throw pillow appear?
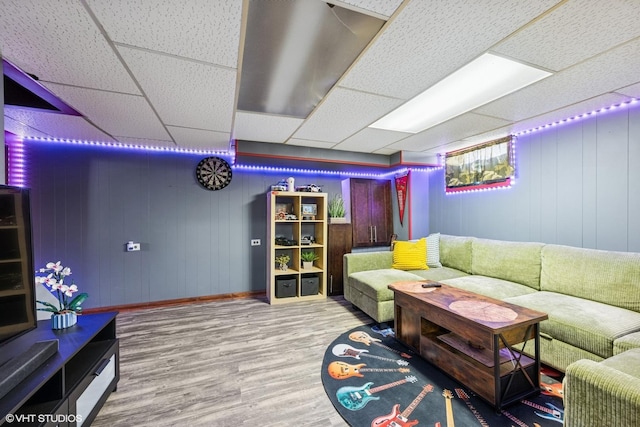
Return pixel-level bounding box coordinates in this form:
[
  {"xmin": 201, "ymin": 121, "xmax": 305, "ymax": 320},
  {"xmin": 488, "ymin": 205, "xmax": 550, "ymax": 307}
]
[{"xmin": 392, "ymin": 238, "xmax": 429, "ymax": 270}]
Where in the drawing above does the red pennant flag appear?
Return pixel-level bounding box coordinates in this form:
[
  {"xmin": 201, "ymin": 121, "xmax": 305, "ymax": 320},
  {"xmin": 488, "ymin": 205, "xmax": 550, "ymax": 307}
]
[{"xmin": 395, "ymin": 171, "xmax": 410, "ymax": 226}]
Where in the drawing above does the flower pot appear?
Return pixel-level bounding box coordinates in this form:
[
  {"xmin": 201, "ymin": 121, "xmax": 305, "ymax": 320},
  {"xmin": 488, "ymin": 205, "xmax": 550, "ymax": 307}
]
[
  {"xmin": 303, "ymin": 261, "xmax": 313, "ymax": 270},
  {"xmin": 279, "ymin": 263, "xmax": 288, "ymax": 271},
  {"xmin": 51, "ymin": 312, "xmax": 77, "ymax": 330},
  {"xmin": 329, "ymin": 217, "xmax": 347, "ymax": 224}
]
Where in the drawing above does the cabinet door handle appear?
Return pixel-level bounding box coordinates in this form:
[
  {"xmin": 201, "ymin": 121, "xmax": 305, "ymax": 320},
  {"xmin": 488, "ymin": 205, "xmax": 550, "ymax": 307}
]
[
  {"xmin": 373, "ymin": 226, "xmax": 377, "ymax": 242},
  {"xmin": 369, "ymin": 226, "xmax": 373, "ymax": 242},
  {"xmin": 94, "ymin": 358, "xmax": 111, "ymax": 376}
]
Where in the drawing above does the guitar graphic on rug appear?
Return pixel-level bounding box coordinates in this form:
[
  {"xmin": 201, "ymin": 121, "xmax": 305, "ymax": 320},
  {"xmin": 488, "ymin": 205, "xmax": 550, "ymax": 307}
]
[
  {"xmin": 370, "ymin": 384, "xmax": 434, "ymax": 427},
  {"xmin": 454, "ymin": 388, "xmax": 489, "ymax": 427},
  {"xmin": 349, "ymin": 331, "xmax": 412, "ymax": 359},
  {"xmin": 332, "ymin": 344, "xmax": 410, "ymax": 366},
  {"xmin": 521, "ymin": 399, "xmax": 564, "ymax": 424},
  {"xmin": 336, "ymin": 376, "xmax": 418, "ymax": 411},
  {"xmin": 443, "ymin": 389, "xmax": 455, "ymax": 427},
  {"xmin": 327, "ymin": 361, "xmax": 410, "ymax": 380}
]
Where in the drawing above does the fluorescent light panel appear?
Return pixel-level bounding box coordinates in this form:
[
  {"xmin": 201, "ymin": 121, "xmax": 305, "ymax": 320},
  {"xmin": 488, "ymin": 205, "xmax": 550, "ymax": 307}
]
[{"xmin": 370, "ymin": 53, "xmax": 552, "ymax": 133}]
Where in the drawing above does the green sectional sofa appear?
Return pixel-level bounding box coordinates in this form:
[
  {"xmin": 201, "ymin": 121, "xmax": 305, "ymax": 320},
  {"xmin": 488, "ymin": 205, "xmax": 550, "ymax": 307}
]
[{"xmin": 343, "ymin": 234, "xmax": 640, "ymax": 373}]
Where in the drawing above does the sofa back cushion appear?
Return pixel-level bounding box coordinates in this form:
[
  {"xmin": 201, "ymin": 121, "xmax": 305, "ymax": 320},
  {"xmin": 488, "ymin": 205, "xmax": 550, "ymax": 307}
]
[
  {"xmin": 440, "ymin": 235, "xmax": 473, "ymax": 273},
  {"xmin": 541, "ymin": 244, "xmax": 640, "ymax": 312},
  {"xmin": 471, "ymin": 238, "xmax": 544, "ymax": 290}
]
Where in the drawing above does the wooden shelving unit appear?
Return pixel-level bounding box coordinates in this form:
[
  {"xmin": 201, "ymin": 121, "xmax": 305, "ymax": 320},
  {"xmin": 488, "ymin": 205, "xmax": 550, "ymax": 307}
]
[{"xmin": 267, "ymin": 191, "xmax": 327, "ymax": 304}]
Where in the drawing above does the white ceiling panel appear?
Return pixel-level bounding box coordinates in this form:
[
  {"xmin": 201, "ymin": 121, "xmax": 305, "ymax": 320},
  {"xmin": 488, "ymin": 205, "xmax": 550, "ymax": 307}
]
[
  {"xmin": 0, "ymin": 0, "xmax": 139, "ymax": 94},
  {"xmin": 43, "ymin": 82, "xmax": 171, "ymax": 141},
  {"xmin": 493, "ymin": 0, "xmax": 640, "ymax": 72},
  {"xmin": 4, "ymin": 107, "xmax": 114, "ymax": 142},
  {"xmin": 3, "ymin": 114, "xmax": 58, "ymax": 139},
  {"xmin": 234, "ymin": 112, "xmax": 304, "ymax": 144},
  {"xmin": 86, "ymin": 0, "xmax": 243, "ymax": 68},
  {"xmin": 387, "ymin": 113, "xmax": 511, "ymax": 152},
  {"xmin": 112, "ymin": 136, "xmax": 178, "ymax": 149},
  {"xmin": 339, "ymin": 0, "xmax": 561, "ymax": 100},
  {"xmin": 118, "ymin": 46, "xmax": 236, "ymax": 132},
  {"xmin": 476, "ymin": 38, "xmax": 640, "ymax": 122},
  {"xmin": 293, "ymin": 88, "xmax": 403, "ymax": 143},
  {"xmin": 616, "ymin": 82, "xmax": 640, "ymax": 99},
  {"xmin": 331, "ymin": 0, "xmax": 404, "ymax": 18},
  {"xmin": 333, "ymin": 128, "xmax": 411, "ymax": 153},
  {"xmin": 166, "ymin": 126, "xmax": 230, "ymax": 151}
]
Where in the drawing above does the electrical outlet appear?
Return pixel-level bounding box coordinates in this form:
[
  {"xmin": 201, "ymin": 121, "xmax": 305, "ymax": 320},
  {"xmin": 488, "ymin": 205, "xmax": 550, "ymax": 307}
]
[
  {"xmin": 251, "ymin": 239, "xmax": 261, "ymax": 246},
  {"xmin": 126, "ymin": 241, "xmax": 141, "ymax": 252}
]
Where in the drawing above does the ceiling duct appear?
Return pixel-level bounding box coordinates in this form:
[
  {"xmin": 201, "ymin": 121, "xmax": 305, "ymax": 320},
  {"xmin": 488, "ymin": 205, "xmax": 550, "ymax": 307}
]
[{"xmin": 238, "ymin": 0, "xmax": 385, "ymax": 118}]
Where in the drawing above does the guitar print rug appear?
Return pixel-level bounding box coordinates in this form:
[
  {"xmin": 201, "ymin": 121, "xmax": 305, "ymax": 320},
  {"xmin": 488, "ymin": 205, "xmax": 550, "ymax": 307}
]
[{"xmin": 322, "ymin": 324, "xmax": 564, "ymax": 427}]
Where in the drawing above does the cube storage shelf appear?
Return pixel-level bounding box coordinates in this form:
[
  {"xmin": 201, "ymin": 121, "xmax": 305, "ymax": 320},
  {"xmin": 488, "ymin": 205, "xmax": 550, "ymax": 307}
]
[{"xmin": 267, "ymin": 191, "xmax": 327, "ymax": 304}]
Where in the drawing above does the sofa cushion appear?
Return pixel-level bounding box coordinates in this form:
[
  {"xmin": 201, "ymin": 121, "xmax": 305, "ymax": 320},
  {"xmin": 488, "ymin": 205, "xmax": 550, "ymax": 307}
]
[
  {"xmin": 541, "ymin": 244, "xmax": 640, "ymax": 312},
  {"xmin": 349, "ymin": 269, "xmax": 425, "ymax": 302},
  {"xmin": 440, "ymin": 235, "xmax": 473, "ymax": 273},
  {"xmin": 441, "ymin": 275, "xmax": 537, "ymax": 300},
  {"xmin": 600, "ymin": 348, "xmax": 640, "ymax": 379},
  {"xmin": 471, "ymin": 238, "xmax": 543, "ymax": 290},
  {"xmin": 426, "ymin": 233, "xmax": 442, "ymax": 268},
  {"xmin": 393, "ymin": 238, "xmax": 428, "ymax": 270},
  {"xmin": 411, "ymin": 266, "xmax": 468, "ymax": 282},
  {"xmin": 505, "ymin": 291, "xmax": 640, "ymax": 359}
]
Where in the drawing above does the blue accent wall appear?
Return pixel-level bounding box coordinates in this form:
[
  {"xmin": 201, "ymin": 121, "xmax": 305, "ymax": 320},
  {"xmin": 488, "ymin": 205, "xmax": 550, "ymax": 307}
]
[{"xmin": 428, "ymin": 105, "xmax": 640, "ymax": 252}]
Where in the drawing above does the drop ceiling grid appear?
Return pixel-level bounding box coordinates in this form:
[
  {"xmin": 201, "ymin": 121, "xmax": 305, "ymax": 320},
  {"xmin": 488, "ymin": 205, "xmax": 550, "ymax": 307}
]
[
  {"xmin": 334, "ymin": 0, "xmax": 404, "ymax": 18},
  {"xmin": 386, "ymin": 112, "xmax": 512, "ymax": 152},
  {"xmin": 117, "ymin": 46, "xmax": 237, "ymax": 132},
  {"xmin": 0, "ymin": 0, "xmax": 139, "ymax": 94},
  {"xmin": 333, "ymin": 128, "xmax": 411, "ymax": 153},
  {"xmin": 166, "ymin": 126, "xmax": 230, "ymax": 151},
  {"xmin": 234, "ymin": 112, "xmax": 304, "ymax": 144},
  {"xmin": 3, "ymin": 114, "xmax": 50, "ymax": 139},
  {"xmin": 4, "ymin": 108, "xmax": 114, "ymax": 142},
  {"xmin": 338, "ymin": 0, "xmax": 562, "ymax": 100},
  {"xmin": 292, "ymin": 87, "xmax": 403, "ymax": 143},
  {"xmin": 616, "ymin": 82, "xmax": 640, "ymax": 98},
  {"xmin": 85, "ymin": 0, "xmax": 243, "ymax": 68},
  {"xmin": 43, "ymin": 82, "xmax": 172, "ymax": 141},
  {"xmin": 286, "ymin": 139, "xmax": 337, "ymax": 150},
  {"xmin": 476, "ymin": 37, "xmax": 640, "ymax": 122},
  {"xmin": 493, "ymin": 0, "xmax": 640, "ymax": 72}
]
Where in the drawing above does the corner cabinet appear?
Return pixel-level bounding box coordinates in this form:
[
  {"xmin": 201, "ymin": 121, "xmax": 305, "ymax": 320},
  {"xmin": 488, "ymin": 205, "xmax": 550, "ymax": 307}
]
[
  {"xmin": 267, "ymin": 192, "xmax": 327, "ymax": 304},
  {"xmin": 345, "ymin": 178, "xmax": 393, "ymax": 248}
]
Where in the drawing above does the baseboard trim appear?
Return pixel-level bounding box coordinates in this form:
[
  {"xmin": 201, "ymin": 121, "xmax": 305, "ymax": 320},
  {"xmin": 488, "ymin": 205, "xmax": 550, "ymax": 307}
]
[{"xmin": 82, "ymin": 291, "xmax": 266, "ymax": 314}]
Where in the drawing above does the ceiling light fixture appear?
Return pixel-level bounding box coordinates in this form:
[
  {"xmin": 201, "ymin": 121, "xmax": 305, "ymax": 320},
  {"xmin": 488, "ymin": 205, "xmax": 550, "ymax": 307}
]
[{"xmin": 369, "ymin": 53, "xmax": 552, "ymax": 134}]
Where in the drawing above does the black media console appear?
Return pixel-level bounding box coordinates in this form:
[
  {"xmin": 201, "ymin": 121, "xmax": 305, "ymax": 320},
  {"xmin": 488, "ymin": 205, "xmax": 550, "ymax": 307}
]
[{"xmin": 0, "ymin": 312, "xmax": 119, "ymax": 426}]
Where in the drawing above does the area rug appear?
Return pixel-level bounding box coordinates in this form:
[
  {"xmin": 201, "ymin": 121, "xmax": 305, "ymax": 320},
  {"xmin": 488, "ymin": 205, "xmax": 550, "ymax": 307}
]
[{"xmin": 322, "ymin": 324, "xmax": 564, "ymax": 426}]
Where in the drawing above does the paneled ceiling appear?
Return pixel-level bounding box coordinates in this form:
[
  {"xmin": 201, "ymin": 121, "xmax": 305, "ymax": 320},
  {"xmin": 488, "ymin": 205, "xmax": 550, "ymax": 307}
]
[{"xmin": 2, "ymin": 0, "xmax": 640, "ymax": 162}]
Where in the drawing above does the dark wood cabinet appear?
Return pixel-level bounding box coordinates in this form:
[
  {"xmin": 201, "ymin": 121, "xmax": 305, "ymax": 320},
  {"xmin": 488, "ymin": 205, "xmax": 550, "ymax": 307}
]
[
  {"xmin": 327, "ymin": 223, "xmax": 352, "ymax": 295},
  {"xmin": 348, "ymin": 178, "xmax": 393, "ymax": 247}
]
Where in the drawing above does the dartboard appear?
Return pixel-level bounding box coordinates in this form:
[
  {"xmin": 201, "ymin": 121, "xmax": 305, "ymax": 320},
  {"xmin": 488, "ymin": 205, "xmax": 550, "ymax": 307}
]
[{"xmin": 195, "ymin": 157, "xmax": 232, "ymax": 190}]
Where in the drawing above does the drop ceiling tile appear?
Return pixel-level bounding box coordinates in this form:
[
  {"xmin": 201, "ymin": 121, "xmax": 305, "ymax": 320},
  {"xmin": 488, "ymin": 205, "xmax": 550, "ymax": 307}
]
[
  {"xmin": 4, "ymin": 107, "xmax": 115, "ymax": 142},
  {"xmin": 0, "ymin": 0, "xmax": 139, "ymax": 94},
  {"xmin": 373, "ymin": 147, "xmax": 398, "ymax": 156},
  {"xmin": 332, "ymin": 0, "xmax": 404, "ymax": 18},
  {"xmin": 43, "ymin": 82, "xmax": 171, "ymax": 141},
  {"xmin": 86, "ymin": 0, "xmax": 242, "ymax": 68},
  {"xmin": 112, "ymin": 136, "xmax": 178, "ymax": 149},
  {"xmin": 494, "ymin": 0, "xmax": 640, "ymax": 72},
  {"xmin": 616, "ymin": 82, "xmax": 640, "ymax": 98},
  {"xmin": 333, "ymin": 128, "xmax": 410, "ymax": 153},
  {"xmin": 234, "ymin": 112, "xmax": 304, "ymax": 143},
  {"xmin": 340, "ymin": 0, "xmax": 561, "ymax": 99},
  {"xmin": 287, "ymin": 139, "xmax": 337, "ymax": 150},
  {"xmin": 387, "ymin": 113, "xmax": 511, "ymax": 152},
  {"xmin": 3, "ymin": 114, "xmax": 56, "ymax": 139},
  {"xmin": 118, "ymin": 46, "xmax": 236, "ymax": 132},
  {"xmin": 293, "ymin": 87, "xmax": 403, "ymax": 143},
  {"xmin": 167, "ymin": 126, "xmax": 230, "ymax": 151},
  {"xmin": 476, "ymin": 38, "xmax": 640, "ymax": 122}
]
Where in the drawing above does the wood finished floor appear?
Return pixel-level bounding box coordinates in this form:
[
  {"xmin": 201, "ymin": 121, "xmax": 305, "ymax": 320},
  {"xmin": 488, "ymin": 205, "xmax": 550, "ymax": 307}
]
[{"xmin": 91, "ymin": 296, "xmax": 370, "ymax": 426}]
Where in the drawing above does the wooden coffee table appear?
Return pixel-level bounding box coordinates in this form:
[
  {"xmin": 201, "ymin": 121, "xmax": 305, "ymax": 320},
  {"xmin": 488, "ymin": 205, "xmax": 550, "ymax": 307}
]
[{"xmin": 388, "ymin": 281, "xmax": 548, "ymax": 409}]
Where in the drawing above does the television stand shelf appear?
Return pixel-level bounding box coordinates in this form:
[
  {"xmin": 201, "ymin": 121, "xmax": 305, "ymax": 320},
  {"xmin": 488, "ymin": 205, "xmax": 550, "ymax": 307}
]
[{"xmin": 0, "ymin": 312, "xmax": 119, "ymax": 426}]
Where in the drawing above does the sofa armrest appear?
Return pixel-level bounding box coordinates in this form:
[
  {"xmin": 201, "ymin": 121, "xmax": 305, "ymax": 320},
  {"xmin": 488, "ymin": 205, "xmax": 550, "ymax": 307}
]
[
  {"xmin": 343, "ymin": 251, "xmax": 393, "ymax": 278},
  {"xmin": 564, "ymin": 358, "xmax": 640, "ymax": 426}
]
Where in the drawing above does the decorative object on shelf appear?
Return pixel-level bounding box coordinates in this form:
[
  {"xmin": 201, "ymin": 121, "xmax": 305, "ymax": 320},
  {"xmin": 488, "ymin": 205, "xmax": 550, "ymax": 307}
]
[
  {"xmin": 328, "ymin": 193, "xmax": 346, "ymax": 223},
  {"xmin": 301, "ymin": 251, "xmax": 319, "ymax": 269},
  {"xmin": 35, "ymin": 261, "xmax": 88, "ymax": 329},
  {"xmin": 296, "ymin": 184, "xmax": 322, "ymax": 192},
  {"xmin": 302, "ymin": 203, "xmax": 317, "ymax": 220},
  {"xmin": 286, "ymin": 177, "xmax": 295, "ymax": 192},
  {"xmin": 275, "ymin": 254, "xmax": 291, "ymax": 271},
  {"xmin": 195, "ymin": 156, "xmax": 233, "ymax": 191},
  {"xmin": 271, "ymin": 179, "xmax": 288, "ymax": 192},
  {"xmin": 301, "ymin": 235, "xmax": 315, "ymax": 245}
]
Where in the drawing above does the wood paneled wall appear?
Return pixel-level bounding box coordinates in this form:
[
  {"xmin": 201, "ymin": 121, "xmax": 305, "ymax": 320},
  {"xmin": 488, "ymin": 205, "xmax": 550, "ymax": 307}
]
[{"xmin": 428, "ymin": 105, "xmax": 640, "ymax": 252}]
